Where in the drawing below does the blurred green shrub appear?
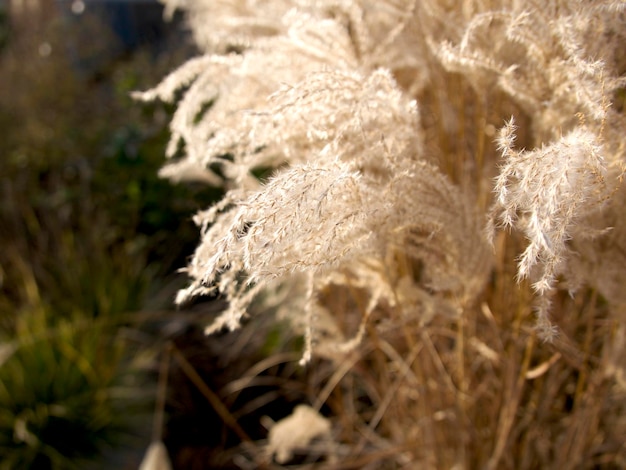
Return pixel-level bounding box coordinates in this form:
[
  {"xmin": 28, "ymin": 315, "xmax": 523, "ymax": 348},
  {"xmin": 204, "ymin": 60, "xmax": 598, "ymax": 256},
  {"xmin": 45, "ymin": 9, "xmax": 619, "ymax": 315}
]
[
  {"xmin": 0, "ymin": 289, "xmax": 150, "ymax": 470},
  {"xmin": 0, "ymin": 10, "xmax": 219, "ymax": 468}
]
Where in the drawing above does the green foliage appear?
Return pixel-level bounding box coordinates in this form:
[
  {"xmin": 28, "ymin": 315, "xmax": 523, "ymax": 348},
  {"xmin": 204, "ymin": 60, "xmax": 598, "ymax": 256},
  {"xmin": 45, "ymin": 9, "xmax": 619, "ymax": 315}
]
[
  {"xmin": 0, "ymin": 11, "xmax": 218, "ymax": 468},
  {"xmin": 0, "ymin": 309, "xmax": 142, "ymax": 470}
]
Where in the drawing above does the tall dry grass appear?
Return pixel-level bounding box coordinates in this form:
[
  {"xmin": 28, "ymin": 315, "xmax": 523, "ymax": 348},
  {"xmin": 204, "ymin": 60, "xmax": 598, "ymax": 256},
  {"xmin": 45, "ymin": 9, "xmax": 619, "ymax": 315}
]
[{"xmin": 137, "ymin": 1, "xmax": 626, "ymax": 468}]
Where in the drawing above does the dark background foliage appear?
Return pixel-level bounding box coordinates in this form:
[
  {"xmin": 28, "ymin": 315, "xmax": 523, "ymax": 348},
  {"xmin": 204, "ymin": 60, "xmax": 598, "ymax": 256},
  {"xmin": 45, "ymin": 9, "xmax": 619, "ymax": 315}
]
[{"xmin": 0, "ymin": 3, "xmax": 231, "ymax": 468}]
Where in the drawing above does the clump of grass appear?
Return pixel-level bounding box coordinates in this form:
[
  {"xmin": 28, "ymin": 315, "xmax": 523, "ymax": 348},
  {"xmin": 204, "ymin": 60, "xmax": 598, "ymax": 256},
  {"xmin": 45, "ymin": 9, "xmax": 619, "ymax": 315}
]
[
  {"xmin": 0, "ymin": 301, "xmax": 146, "ymax": 469},
  {"xmin": 140, "ymin": 1, "xmax": 626, "ymax": 468}
]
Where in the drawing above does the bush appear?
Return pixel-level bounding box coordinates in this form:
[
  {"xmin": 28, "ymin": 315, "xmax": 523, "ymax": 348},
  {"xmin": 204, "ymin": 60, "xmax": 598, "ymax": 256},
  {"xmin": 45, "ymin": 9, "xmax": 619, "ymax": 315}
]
[{"xmin": 0, "ymin": 8, "xmax": 217, "ymax": 468}]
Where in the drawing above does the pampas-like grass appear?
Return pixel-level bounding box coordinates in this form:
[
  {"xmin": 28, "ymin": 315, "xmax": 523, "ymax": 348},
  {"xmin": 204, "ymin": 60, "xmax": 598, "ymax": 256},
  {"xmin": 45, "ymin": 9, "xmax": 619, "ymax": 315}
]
[{"xmin": 138, "ymin": 0, "xmax": 626, "ymax": 467}]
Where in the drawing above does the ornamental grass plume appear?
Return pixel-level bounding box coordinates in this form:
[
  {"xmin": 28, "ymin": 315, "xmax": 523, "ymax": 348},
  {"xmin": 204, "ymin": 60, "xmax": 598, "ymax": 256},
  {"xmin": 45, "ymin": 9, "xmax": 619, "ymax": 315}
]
[
  {"xmin": 138, "ymin": 442, "xmax": 172, "ymax": 470},
  {"xmin": 138, "ymin": 0, "xmax": 626, "ymax": 467},
  {"xmin": 266, "ymin": 405, "xmax": 332, "ymax": 464},
  {"xmin": 487, "ymin": 119, "xmax": 610, "ymax": 339}
]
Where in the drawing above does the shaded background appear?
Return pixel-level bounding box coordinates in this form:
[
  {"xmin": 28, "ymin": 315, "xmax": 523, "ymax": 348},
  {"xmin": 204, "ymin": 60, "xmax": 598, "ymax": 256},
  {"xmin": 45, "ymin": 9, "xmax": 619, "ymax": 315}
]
[{"xmin": 0, "ymin": 1, "xmax": 229, "ymax": 468}]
